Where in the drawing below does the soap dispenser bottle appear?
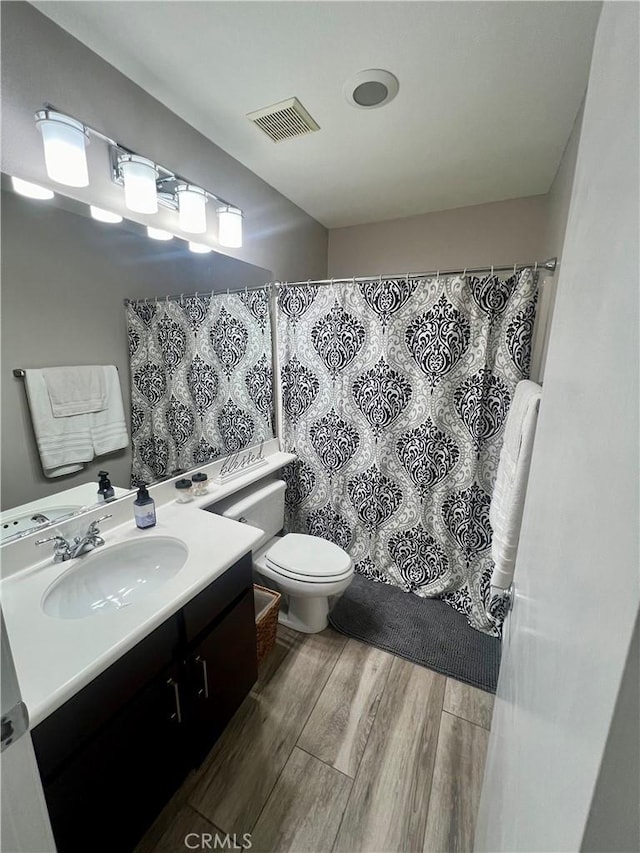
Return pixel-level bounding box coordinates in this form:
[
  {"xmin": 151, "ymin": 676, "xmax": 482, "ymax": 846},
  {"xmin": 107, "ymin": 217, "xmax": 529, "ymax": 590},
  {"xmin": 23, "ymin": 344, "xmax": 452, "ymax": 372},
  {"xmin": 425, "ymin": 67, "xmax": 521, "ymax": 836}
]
[
  {"xmin": 97, "ymin": 471, "xmax": 115, "ymax": 503},
  {"xmin": 134, "ymin": 484, "xmax": 156, "ymax": 529}
]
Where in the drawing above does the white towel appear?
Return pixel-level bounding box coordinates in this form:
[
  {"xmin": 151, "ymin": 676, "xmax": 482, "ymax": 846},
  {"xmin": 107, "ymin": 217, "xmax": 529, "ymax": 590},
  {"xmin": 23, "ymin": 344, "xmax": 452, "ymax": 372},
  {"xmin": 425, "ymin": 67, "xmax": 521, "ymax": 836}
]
[
  {"xmin": 42, "ymin": 366, "xmax": 106, "ymax": 417},
  {"xmin": 89, "ymin": 366, "xmax": 129, "ymax": 455},
  {"xmin": 23, "ymin": 370, "xmax": 94, "ymax": 478},
  {"xmin": 24, "ymin": 366, "xmax": 129, "ymax": 478},
  {"xmin": 490, "ymin": 379, "xmax": 542, "ymax": 590}
]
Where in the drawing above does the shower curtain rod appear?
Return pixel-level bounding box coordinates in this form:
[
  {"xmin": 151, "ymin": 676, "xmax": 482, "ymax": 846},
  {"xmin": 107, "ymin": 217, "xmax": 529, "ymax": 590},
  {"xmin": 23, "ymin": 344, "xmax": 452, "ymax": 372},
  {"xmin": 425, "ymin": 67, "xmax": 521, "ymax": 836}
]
[
  {"xmin": 272, "ymin": 257, "xmax": 557, "ymax": 288},
  {"xmin": 122, "ymin": 282, "xmax": 270, "ymax": 306}
]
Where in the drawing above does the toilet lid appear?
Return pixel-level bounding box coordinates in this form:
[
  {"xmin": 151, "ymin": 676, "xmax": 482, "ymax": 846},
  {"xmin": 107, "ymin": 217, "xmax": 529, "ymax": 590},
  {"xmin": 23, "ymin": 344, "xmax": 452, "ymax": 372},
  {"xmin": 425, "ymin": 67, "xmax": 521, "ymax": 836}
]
[{"xmin": 266, "ymin": 533, "xmax": 353, "ymax": 580}]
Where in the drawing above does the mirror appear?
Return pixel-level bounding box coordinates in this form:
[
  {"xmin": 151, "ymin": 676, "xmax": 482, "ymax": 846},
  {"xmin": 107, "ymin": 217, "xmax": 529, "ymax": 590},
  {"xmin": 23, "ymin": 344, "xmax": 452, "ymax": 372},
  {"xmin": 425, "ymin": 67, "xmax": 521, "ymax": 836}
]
[{"xmin": 0, "ymin": 176, "xmax": 275, "ymax": 541}]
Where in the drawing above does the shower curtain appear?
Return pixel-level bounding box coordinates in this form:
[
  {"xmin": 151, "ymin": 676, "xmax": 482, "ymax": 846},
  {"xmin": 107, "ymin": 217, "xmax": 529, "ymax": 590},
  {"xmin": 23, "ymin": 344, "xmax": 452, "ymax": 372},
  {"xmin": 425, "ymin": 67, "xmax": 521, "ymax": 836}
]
[
  {"xmin": 126, "ymin": 289, "xmax": 272, "ymax": 485},
  {"xmin": 277, "ymin": 270, "xmax": 538, "ymax": 634}
]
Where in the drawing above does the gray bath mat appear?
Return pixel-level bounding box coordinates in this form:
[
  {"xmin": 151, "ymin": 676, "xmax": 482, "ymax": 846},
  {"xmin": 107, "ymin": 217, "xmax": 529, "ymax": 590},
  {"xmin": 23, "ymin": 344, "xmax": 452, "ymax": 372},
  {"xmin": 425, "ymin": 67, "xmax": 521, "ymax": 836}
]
[{"xmin": 328, "ymin": 575, "xmax": 501, "ymax": 693}]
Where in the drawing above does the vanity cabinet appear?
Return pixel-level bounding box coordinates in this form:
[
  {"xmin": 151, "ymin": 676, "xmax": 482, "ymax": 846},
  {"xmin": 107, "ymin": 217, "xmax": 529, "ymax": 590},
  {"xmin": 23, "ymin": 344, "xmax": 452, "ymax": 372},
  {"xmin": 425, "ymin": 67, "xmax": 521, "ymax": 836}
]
[{"xmin": 31, "ymin": 553, "xmax": 257, "ymax": 853}]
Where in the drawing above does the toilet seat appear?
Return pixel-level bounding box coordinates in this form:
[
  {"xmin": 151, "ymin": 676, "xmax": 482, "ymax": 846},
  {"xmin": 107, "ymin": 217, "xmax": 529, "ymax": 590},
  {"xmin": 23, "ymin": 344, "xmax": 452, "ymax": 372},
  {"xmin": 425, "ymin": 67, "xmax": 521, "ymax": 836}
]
[{"xmin": 265, "ymin": 533, "xmax": 353, "ymax": 584}]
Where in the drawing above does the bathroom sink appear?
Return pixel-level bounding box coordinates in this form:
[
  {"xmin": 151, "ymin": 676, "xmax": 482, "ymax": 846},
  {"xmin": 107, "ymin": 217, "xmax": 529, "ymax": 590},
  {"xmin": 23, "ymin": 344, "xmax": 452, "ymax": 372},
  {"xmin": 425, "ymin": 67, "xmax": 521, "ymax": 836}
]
[{"xmin": 42, "ymin": 537, "xmax": 188, "ymax": 619}]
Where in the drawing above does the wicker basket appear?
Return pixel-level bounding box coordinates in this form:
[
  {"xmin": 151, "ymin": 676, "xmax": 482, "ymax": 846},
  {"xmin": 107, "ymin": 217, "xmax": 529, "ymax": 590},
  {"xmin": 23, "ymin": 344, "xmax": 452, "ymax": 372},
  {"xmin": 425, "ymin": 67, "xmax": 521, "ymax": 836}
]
[{"xmin": 254, "ymin": 584, "xmax": 281, "ymax": 665}]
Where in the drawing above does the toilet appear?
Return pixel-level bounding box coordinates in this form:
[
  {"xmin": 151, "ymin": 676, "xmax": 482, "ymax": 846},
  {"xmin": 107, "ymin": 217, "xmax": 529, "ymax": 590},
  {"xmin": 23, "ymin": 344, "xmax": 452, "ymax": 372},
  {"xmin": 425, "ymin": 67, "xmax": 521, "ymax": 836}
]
[{"xmin": 209, "ymin": 478, "xmax": 353, "ymax": 633}]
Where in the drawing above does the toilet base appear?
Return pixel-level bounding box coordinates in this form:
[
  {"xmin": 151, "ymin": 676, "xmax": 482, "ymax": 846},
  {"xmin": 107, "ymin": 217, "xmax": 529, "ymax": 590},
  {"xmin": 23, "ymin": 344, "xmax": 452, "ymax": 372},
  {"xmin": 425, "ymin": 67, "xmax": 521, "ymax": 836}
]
[
  {"xmin": 278, "ymin": 594, "xmax": 330, "ymax": 634},
  {"xmin": 253, "ymin": 570, "xmax": 333, "ymax": 634}
]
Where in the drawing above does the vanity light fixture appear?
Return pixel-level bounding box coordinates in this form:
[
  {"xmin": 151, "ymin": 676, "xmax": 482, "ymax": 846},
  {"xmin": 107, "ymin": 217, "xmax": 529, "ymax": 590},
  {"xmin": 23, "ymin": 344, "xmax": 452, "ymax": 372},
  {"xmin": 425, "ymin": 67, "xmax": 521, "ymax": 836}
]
[
  {"xmin": 188, "ymin": 241, "xmax": 212, "ymax": 254},
  {"xmin": 35, "ymin": 109, "xmax": 89, "ymax": 187},
  {"xmin": 33, "ymin": 105, "xmax": 244, "ymax": 249},
  {"xmin": 11, "ymin": 177, "xmax": 54, "ymax": 200},
  {"xmin": 176, "ymin": 185, "xmax": 207, "ymax": 234},
  {"xmin": 118, "ymin": 154, "xmax": 158, "ymax": 214},
  {"xmin": 217, "ymin": 205, "xmax": 243, "ymax": 248},
  {"xmin": 147, "ymin": 226, "xmax": 173, "ymax": 241},
  {"xmin": 90, "ymin": 206, "xmax": 123, "ymax": 224}
]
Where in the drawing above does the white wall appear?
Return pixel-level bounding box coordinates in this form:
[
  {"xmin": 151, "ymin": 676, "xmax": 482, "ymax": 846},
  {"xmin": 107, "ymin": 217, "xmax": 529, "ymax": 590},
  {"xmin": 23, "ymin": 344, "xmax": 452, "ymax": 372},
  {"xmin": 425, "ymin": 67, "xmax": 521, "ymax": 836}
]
[
  {"xmin": 475, "ymin": 3, "xmax": 638, "ymax": 851},
  {"xmin": 531, "ymin": 103, "xmax": 584, "ymax": 380}
]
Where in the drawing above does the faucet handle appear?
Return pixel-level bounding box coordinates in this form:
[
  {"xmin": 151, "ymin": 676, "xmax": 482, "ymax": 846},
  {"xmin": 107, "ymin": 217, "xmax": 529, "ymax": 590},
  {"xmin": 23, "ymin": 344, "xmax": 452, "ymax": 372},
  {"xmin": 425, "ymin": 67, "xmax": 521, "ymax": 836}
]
[
  {"xmin": 35, "ymin": 534, "xmax": 68, "ymax": 546},
  {"xmin": 87, "ymin": 514, "xmax": 112, "ymax": 535}
]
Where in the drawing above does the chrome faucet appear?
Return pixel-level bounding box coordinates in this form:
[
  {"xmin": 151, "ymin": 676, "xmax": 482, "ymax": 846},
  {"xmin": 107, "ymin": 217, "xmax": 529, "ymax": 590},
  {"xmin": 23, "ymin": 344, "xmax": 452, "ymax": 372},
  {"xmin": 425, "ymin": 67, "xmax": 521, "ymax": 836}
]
[{"xmin": 36, "ymin": 515, "xmax": 112, "ymax": 562}]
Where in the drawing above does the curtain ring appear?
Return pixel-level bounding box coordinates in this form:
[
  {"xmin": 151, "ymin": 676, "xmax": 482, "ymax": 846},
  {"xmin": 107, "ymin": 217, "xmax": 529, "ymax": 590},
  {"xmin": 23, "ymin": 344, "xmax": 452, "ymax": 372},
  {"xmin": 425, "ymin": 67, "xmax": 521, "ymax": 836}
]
[
  {"xmin": 166, "ymin": 294, "xmax": 169, "ymax": 303},
  {"xmin": 534, "ymin": 261, "xmax": 538, "ymax": 272},
  {"xmin": 436, "ymin": 270, "xmax": 440, "ymax": 278},
  {"xmin": 463, "ymin": 267, "xmax": 467, "ymax": 277},
  {"xmin": 513, "ymin": 262, "xmax": 517, "ymax": 275},
  {"xmin": 490, "ymin": 265, "xmax": 494, "ymax": 277}
]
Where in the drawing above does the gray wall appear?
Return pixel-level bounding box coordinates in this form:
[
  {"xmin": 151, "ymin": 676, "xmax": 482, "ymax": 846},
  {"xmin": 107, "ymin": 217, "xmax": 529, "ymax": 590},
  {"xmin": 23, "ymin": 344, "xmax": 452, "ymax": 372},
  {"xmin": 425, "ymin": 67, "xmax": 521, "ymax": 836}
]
[
  {"xmin": 0, "ymin": 2, "xmax": 327, "ymax": 282},
  {"xmin": 0, "ymin": 189, "xmax": 271, "ymax": 509},
  {"xmin": 328, "ymin": 194, "xmax": 548, "ymax": 276}
]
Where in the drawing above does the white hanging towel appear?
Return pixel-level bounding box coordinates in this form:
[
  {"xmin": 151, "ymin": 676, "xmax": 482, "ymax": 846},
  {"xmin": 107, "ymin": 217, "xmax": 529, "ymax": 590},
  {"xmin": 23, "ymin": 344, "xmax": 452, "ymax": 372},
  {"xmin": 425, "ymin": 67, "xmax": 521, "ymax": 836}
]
[
  {"xmin": 23, "ymin": 366, "xmax": 129, "ymax": 478},
  {"xmin": 489, "ymin": 379, "xmax": 542, "ymax": 591},
  {"xmin": 42, "ymin": 365, "xmax": 106, "ymax": 417},
  {"xmin": 23, "ymin": 370, "xmax": 94, "ymax": 478},
  {"xmin": 89, "ymin": 366, "xmax": 129, "ymax": 455}
]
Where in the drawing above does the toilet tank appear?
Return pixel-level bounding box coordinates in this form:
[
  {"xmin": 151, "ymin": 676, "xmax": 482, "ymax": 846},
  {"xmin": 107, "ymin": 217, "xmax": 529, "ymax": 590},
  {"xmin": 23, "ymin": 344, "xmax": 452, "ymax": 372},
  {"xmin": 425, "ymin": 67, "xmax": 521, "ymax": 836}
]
[{"xmin": 206, "ymin": 479, "xmax": 286, "ymax": 549}]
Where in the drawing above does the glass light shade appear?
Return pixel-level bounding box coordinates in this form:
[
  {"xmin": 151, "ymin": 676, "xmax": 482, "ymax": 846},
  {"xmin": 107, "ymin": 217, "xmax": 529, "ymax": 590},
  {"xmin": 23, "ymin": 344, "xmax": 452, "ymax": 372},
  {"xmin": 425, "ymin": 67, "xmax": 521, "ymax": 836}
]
[
  {"xmin": 36, "ymin": 112, "xmax": 89, "ymax": 187},
  {"xmin": 177, "ymin": 185, "xmax": 207, "ymax": 234},
  {"xmin": 188, "ymin": 241, "xmax": 212, "ymax": 254},
  {"xmin": 11, "ymin": 177, "xmax": 54, "ymax": 200},
  {"xmin": 90, "ymin": 206, "xmax": 122, "ymax": 224},
  {"xmin": 217, "ymin": 205, "xmax": 243, "ymax": 248},
  {"xmin": 119, "ymin": 155, "xmax": 158, "ymax": 214},
  {"xmin": 147, "ymin": 226, "xmax": 173, "ymax": 241}
]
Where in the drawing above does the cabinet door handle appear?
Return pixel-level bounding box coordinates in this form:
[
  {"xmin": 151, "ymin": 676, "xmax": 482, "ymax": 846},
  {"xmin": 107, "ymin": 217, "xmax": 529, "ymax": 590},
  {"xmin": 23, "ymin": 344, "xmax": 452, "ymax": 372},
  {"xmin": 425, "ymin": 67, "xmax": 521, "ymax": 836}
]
[
  {"xmin": 167, "ymin": 677, "xmax": 182, "ymax": 723},
  {"xmin": 195, "ymin": 655, "xmax": 209, "ymax": 699}
]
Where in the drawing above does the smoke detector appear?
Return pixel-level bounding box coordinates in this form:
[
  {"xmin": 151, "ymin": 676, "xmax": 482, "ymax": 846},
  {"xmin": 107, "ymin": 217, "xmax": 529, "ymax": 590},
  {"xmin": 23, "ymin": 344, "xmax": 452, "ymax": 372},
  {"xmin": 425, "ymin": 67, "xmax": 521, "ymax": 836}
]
[
  {"xmin": 247, "ymin": 97, "xmax": 320, "ymax": 142},
  {"xmin": 344, "ymin": 69, "xmax": 399, "ymax": 109}
]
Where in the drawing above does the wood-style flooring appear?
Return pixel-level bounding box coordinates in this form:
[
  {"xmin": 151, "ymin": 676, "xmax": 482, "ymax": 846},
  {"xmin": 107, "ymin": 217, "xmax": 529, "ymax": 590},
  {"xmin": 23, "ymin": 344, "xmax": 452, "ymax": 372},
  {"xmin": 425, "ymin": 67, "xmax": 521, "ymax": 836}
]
[{"xmin": 136, "ymin": 626, "xmax": 494, "ymax": 853}]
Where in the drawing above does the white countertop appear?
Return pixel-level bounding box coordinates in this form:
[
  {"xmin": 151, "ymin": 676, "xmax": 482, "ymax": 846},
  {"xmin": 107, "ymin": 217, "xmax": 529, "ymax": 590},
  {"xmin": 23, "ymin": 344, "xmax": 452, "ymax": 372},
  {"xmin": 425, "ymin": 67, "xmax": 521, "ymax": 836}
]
[{"xmin": 0, "ymin": 448, "xmax": 296, "ymax": 728}]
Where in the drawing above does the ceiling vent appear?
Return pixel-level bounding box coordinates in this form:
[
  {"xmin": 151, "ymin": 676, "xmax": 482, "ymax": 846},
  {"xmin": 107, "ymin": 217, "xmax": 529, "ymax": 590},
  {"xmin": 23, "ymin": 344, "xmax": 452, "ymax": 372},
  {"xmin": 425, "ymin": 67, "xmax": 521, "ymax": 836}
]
[{"xmin": 247, "ymin": 97, "xmax": 319, "ymax": 142}]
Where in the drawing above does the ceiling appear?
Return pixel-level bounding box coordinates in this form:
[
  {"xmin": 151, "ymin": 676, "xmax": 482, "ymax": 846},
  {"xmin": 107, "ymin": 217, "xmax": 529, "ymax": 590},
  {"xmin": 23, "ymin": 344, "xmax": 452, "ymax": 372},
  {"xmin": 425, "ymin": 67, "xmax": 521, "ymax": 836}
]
[{"xmin": 32, "ymin": 1, "xmax": 601, "ymax": 229}]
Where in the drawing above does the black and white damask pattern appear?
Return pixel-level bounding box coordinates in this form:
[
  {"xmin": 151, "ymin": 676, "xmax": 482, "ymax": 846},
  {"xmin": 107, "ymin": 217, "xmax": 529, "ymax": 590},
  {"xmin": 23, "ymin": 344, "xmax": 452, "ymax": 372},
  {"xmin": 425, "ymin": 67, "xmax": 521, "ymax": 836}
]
[
  {"xmin": 278, "ymin": 270, "xmax": 538, "ymax": 635},
  {"xmin": 352, "ymin": 358, "xmax": 412, "ymax": 437},
  {"xmin": 310, "ymin": 409, "xmax": 360, "ymax": 474},
  {"xmin": 127, "ymin": 288, "xmax": 273, "ymax": 484}
]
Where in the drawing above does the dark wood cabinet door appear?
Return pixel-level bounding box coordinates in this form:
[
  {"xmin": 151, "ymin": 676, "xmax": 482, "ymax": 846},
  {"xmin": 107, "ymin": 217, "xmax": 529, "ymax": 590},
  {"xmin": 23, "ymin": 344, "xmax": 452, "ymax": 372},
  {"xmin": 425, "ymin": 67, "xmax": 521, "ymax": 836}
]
[
  {"xmin": 187, "ymin": 587, "xmax": 258, "ymax": 764},
  {"xmin": 42, "ymin": 662, "xmax": 191, "ymax": 853}
]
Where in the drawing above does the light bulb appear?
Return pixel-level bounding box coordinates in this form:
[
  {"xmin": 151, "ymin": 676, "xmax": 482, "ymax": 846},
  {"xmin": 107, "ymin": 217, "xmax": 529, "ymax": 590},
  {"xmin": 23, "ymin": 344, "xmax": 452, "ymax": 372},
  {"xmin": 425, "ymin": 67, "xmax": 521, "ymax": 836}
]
[
  {"xmin": 90, "ymin": 206, "xmax": 122, "ymax": 224},
  {"xmin": 11, "ymin": 177, "xmax": 54, "ymax": 200},
  {"xmin": 217, "ymin": 205, "xmax": 243, "ymax": 248},
  {"xmin": 177, "ymin": 185, "xmax": 207, "ymax": 234},
  {"xmin": 36, "ymin": 111, "xmax": 89, "ymax": 187},
  {"xmin": 188, "ymin": 242, "xmax": 211, "ymax": 254},
  {"xmin": 147, "ymin": 226, "xmax": 173, "ymax": 241},
  {"xmin": 119, "ymin": 155, "xmax": 158, "ymax": 214}
]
